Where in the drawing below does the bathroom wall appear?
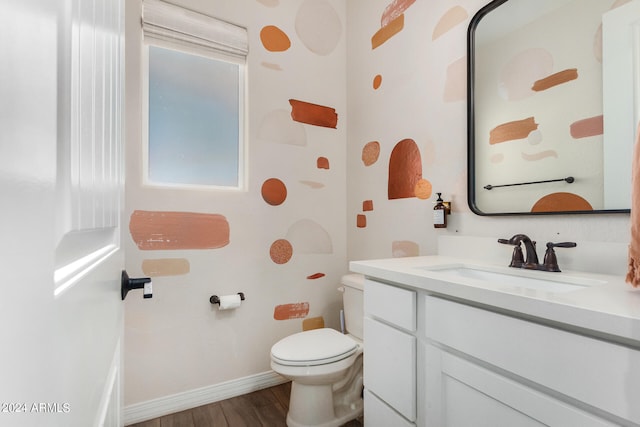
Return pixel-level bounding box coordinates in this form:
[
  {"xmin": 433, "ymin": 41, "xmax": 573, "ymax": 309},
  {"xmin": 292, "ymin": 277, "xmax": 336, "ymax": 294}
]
[
  {"xmin": 346, "ymin": 0, "xmax": 630, "ymax": 271},
  {"xmin": 123, "ymin": 0, "xmax": 633, "ymax": 413},
  {"xmin": 124, "ymin": 0, "xmax": 347, "ymax": 406}
]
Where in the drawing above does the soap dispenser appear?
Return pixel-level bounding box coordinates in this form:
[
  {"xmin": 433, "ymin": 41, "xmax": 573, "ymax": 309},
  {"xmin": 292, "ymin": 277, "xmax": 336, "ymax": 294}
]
[{"xmin": 433, "ymin": 193, "xmax": 447, "ymax": 228}]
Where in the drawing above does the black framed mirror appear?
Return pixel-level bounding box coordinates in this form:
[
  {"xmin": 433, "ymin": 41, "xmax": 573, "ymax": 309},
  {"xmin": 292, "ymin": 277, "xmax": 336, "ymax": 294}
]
[{"xmin": 467, "ymin": 0, "xmax": 637, "ymax": 215}]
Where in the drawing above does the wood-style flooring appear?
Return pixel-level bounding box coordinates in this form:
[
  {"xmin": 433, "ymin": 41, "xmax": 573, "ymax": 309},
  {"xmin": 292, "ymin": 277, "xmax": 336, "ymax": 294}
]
[{"xmin": 126, "ymin": 382, "xmax": 364, "ymax": 427}]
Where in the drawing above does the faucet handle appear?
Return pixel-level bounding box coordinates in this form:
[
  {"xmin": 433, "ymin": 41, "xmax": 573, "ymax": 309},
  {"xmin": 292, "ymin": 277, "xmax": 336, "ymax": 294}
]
[
  {"xmin": 498, "ymin": 239, "xmax": 525, "ymax": 267},
  {"xmin": 543, "ymin": 242, "xmax": 576, "ymax": 272},
  {"xmin": 510, "ymin": 244, "xmax": 525, "ymax": 268},
  {"xmin": 547, "ymin": 241, "xmax": 577, "ymax": 249}
]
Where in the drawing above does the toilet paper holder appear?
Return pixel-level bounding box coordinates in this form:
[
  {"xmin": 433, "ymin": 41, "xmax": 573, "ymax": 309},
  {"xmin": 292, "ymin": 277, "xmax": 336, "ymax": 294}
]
[{"xmin": 209, "ymin": 292, "xmax": 245, "ymax": 305}]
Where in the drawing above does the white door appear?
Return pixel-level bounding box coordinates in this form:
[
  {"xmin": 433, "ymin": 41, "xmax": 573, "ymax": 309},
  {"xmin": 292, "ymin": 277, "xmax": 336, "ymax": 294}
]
[
  {"xmin": 1, "ymin": 0, "xmax": 126, "ymax": 426},
  {"xmin": 602, "ymin": 0, "xmax": 640, "ymax": 208}
]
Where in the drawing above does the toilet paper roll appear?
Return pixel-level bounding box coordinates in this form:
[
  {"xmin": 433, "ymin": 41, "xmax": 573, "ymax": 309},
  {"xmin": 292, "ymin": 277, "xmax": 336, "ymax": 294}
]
[{"xmin": 218, "ymin": 294, "xmax": 242, "ymax": 310}]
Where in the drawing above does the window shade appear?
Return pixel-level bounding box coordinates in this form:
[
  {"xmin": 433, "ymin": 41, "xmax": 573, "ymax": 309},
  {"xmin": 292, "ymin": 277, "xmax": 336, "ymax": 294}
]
[{"xmin": 142, "ymin": 0, "xmax": 248, "ymax": 60}]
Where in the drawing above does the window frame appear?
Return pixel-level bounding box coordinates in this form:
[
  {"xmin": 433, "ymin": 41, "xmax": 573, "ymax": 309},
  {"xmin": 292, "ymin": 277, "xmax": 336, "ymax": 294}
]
[{"xmin": 140, "ymin": 0, "xmax": 248, "ymax": 191}]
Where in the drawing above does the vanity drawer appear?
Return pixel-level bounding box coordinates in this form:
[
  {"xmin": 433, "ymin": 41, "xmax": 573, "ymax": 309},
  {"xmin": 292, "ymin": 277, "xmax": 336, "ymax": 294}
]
[
  {"xmin": 364, "ymin": 317, "xmax": 416, "ymax": 422},
  {"xmin": 364, "ymin": 278, "xmax": 416, "ymax": 331}
]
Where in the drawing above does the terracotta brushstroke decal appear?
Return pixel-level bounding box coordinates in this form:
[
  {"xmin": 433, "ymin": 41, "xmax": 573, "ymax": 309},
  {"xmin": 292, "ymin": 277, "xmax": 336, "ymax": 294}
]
[
  {"xmin": 286, "ymin": 219, "xmax": 333, "ymax": 254},
  {"xmin": 362, "ymin": 141, "xmax": 380, "ymax": 166},
  {"xmin": 142, "ymin": 258, "xmax": 190, "ymax": 277},
  {"xmin": 302, "ymin": 316, "xmax": 325, "ymax": 331},
  {"xmin": 261, "ymin": 178, "xmax": 287, "ymax": 206},
  {"xmin": 295, "ymin": 0, "xmax": 342, "ymax": 56},
  {"xmin": 129, "ymin": 211, "xmax": 229, "ymax": 250},
  {"xmin": 613, "ymin": 0, "xmax": 633, "ymax": 8},
  {"xmin": 381, "ymin": 0, "xmax": 415, "ymax": 26},
  {"xmin": 260, "ymin": 25, "xmax": 291, "ymax": 52},
  {"xmin": 490, "ymin": 117, "xmax": 538, "ymax": 145},
  {"xmin": 532, "ymin": 69, "xmax": 578, "ymax": 92},
  {"xmin": 289, "ymin": 99, "xmax": 338, "ymax": 129},
  {"xmin": 528, "ymin": 129, "xmax": 543, "ymax": 145},
  {"xmin": 261, "ymin": 62, "xmax": 283, "ymax": 71},
  {"xmin": 432, "ymin": 6, "xmax": 468, "ymax": 40},
  {"xmin": 372, "ymin": 14, "xmax": 404, "ymax": 50},
  {"xmin": 388, "ymin": 138, "xmax": 422, "ymax": 199},
  {"xmin": 531, "ymin": 192, "xmax": 593, "ymax": 212},
  {"xmin": 500, "ymin": 48, "xmax": 553, "ymax": 101},
  {"xmin": 274, "ymin": 302, "xmax": 309, "ymax": 320},
  {"xmin": 422, "ymin": 139, "xmax": 436, "ymax": 167},
  {"xmin": 257, "ymin": 0, "xmax": 279, "ymax": 6},
  {"xmin": 414, "ymin": 179, "xmax": 433, "ymax": 200},
  {"xmin": 392, "ymin": 241, "xmax": 419, "ymax": 257},
  {"xmin": 307, "ymin": 273, "xmax": 325, "ymax": 280},
  {"xmin": 270, "ymin": 239, "xmax": 293, "ymax": 264},
  {"xmin": 258, "ymin": 109, "xmax": 307, "ymax": 146},
  {"xmin": 452, "ymin": 170, "xmax": 467, "ymax": 198},
  {"xmin": 444, "ymin": 57, "xmax": 466, "ymax": 102},
  {"xmin": 363, "ymin": 200, "xmax": 374, "ymax": 211},
  {"xmin": 594, "ymin": 24, "xmax": 603, "ymax": 63},
  {"xmin": 491, "ymin": 153, "xmax": 505, "ymax": 164},
  {"xmin": 521, "ymin": 150, "xmax": 558, "ymax": 161},
  {"xmin": 299, "ymin": 180, "xmax": 325, "ymax": 189},
  {"xmin": 317, "ymin": 157, "xmax": 330, "ymax": 169},
  {"xmin": 373, "ymin": 74, "xmax": 382, "ymax": 90},
  {"xmin": 357, "ymin": 214, "xmax": 367, "ymax": 228},
  {"xmin": 570, "ymin": 115, "xmax": 603, "ymax": 139}
]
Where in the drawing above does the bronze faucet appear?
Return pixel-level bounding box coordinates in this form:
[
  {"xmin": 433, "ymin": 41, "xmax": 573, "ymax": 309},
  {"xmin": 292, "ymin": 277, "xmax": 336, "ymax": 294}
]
[{"xmin": 498, "ymin": 234, "xmax": 576, "ymax": 272}]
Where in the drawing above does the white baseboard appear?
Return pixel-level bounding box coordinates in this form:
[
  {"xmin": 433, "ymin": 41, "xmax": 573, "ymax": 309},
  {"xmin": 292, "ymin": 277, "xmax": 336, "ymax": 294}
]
[{"xmin": 123, "ymin": 370, "xmax": 287, "ymax": 425}]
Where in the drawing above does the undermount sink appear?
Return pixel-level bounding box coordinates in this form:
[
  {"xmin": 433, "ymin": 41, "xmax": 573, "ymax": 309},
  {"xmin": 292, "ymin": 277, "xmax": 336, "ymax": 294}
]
[{"xmin": 421, "ymin": 264, "xmax": 606, "ymax": 293}]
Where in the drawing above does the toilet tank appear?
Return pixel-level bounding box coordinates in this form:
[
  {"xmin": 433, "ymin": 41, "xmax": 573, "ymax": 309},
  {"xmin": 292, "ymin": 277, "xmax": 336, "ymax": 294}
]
[{"xmin": 341, "ymin": 274, "xmax": 364, "ymax": 340}]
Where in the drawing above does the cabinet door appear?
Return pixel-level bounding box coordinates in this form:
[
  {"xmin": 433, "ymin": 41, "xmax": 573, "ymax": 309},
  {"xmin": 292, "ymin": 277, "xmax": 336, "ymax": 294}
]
[
  {"xmin": 364, "ymin": 389, "xmax": 415, "ymax": 427},
  {"xmin": 424, "ymin": 295, "xmax": 640, "ymax": 424},
  {"xmin": 424, "ymin": 346, "xmax": 619, "ymax": 427},
  {"xmin": 364, "ymin": 317, "xmax": 416, "ymax": 421}
]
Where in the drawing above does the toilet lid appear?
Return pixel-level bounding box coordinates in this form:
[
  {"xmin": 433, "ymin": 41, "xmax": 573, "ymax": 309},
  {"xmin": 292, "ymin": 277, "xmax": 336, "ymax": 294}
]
[{"xmin": 271, "ymin": 328, "xmax": 358, "ymax": 366}]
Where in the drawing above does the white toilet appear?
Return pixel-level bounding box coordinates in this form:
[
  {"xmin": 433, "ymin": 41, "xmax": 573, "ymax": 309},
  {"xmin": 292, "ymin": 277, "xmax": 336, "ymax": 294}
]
[{"xmin": 270, "ymin": 274, "xmax": 364, "ymax": 427}]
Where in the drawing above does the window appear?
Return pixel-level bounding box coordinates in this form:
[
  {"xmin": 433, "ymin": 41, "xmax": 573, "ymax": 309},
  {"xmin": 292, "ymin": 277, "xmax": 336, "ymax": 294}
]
[{"xmin": 141, "ymin": 0, "xmax": 248, "ymax": 189}]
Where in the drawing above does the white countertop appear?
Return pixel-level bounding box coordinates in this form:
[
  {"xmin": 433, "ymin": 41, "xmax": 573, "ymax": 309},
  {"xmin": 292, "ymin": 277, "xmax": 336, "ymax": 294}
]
[{"xmin": 350, "ymin": 255, "xmax": 640, "ymax": 345}]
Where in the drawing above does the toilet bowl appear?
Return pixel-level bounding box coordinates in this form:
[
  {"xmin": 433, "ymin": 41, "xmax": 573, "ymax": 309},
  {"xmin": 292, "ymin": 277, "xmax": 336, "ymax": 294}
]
[{"xmin": 270, "ymin": 274, "xmax": 364, "ymax": 427}]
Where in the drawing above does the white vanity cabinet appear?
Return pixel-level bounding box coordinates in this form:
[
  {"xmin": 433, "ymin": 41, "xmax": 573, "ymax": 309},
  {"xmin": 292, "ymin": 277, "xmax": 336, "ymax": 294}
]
[
  {"xmin": 422, "ymin": 295, "xmax": 635, "ymax": 427},
  {"xmin": 363, "ymin": 277, "xmax": 640, "ymax": 427},
  {"xmin": 363, "ymin": 278, "xmax": 417, "ymax": 426}
]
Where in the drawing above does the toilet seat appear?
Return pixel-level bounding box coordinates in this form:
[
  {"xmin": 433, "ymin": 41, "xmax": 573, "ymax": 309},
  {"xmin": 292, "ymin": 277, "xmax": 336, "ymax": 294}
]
[{"xmin": 271, "ymin": 328, "xmax": 358, "ymax": 367}]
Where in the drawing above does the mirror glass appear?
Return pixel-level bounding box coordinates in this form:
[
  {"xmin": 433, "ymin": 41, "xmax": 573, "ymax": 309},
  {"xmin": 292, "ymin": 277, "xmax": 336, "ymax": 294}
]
[{"xmin": 468, "ymin": 0, "xmax": 638, "ymax": 215}]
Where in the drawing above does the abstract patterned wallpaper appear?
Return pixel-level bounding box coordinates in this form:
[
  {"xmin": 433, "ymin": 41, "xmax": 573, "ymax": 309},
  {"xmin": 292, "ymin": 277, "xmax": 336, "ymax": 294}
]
[
  {"xmin": 122, "ymin": 0, "xmax": 632, "ymax": 413},
  {"xmin": 123, "ymin": 0, "xmax": 488, "ymax": 407},
  {"xmin": 347, "ymin": 0, "xmax": 631, "ymax": 267},
  {"xmin": 353, "ymin": 1, "xmax": 449, "ymax": 238},
  {"xmin": 124, "ymin": 0, "xmax": 347, "ymax": 406},
  {"xmin": 347, "ymin": 0, "xmax": 482, "ymax": 260}
]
